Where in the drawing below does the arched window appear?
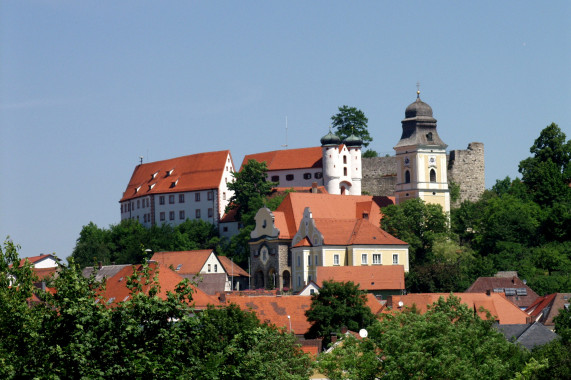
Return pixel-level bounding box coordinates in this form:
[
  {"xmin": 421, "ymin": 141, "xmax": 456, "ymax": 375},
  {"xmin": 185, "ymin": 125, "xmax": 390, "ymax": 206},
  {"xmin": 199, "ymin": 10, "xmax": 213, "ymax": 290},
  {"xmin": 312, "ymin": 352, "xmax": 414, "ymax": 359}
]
[
  {"xmin": 430, "ymin": 169, "xmax": 436, "ymax": 183},
  {"xmin": 343, "ymin": 167, "xmax": 347, "ymax": 176},
  {"xmin": 405, "ymin": 170, "xmax": 411, "ymax": 184}
]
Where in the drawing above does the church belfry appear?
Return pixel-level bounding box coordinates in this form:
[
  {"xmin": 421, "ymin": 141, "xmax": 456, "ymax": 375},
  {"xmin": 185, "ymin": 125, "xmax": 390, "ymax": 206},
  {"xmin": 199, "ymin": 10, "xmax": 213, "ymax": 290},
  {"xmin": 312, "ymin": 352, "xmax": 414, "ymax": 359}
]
[{"xmin": 393, "ymin": 91, "xmax": 450, "ymax": 214}]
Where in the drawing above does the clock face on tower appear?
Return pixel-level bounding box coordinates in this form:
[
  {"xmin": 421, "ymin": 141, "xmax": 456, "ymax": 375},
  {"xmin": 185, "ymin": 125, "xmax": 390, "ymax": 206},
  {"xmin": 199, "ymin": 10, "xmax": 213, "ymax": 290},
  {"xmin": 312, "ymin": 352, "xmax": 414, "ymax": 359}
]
[
  {"xmin": 260, "ymin": 245, "xmax": 269, "ymax": 264},
  {"xmin": 428, "ymin": 155, "xmax": 436, "ymax": 166},
  {"xmin": 404, "ymin": 156, "xmax": 410, "ymax": 166}
]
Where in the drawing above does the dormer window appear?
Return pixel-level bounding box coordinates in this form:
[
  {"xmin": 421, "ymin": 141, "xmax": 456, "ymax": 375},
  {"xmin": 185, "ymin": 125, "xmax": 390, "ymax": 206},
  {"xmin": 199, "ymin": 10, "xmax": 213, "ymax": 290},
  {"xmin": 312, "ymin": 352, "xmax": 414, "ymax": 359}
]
[
  {"xmin": 135, "ymin": 186, "xmax": 141, "ymax": 193},
  {"xmin": 152, "ymin": 171, "xmax": 159, "ymax": 179},
  {"xmin": 170, "ymin": 179, "xmax": 178, "ymax": 188},
  {"xmin": 148, "ymin": 183, "xmax": 156, "ymax": 190},
  {"xmin": 167, "ymin": 169, "xmax": 174, "ymax": 177},
  {"xmin": 176, "ymin": 264, "xmax": 182, "ymax": 271}
]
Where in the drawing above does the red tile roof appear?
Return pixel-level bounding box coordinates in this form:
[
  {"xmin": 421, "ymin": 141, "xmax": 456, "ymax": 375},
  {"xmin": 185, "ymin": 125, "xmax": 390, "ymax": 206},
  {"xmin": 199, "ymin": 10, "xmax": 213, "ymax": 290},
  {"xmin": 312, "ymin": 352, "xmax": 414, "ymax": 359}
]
[
  {"xmin": 120, "ymin": 150, "xmax": 232, "ymax": 202},
  {"xmin": 32, "ymin": 267, "xmax": 58, "ymax": 281},
  {"xmin": 317, "ymin": 266, "xmax": 405, "ymax": 291},
  {"xmin": 151, "ymin": 250, "xmax": 214, "ymax": 275},
  {"xmin": 465, "ymin": 276, "xmax": 539, "ymax": 308},
  {"xmin": 101, "ymin": 262, "xmax": 218, "ymax": 310},
  {"xmin": 525, "ymin": 293, "xmax": 571, "ymax": 326},
  {"xmin": 387, "ymin": 293, "xmax": 531, "ymax": 325},
  {"xmin": 217, "ymin": 255, "xmax": 250, "ymax": 277},
  {"xmin": 241, "ymin": 147, "xmax": 323, "ymax": 171},
  {"xmin": 17, "ymin": 254, "xmax": 56, "ymax": 267}
]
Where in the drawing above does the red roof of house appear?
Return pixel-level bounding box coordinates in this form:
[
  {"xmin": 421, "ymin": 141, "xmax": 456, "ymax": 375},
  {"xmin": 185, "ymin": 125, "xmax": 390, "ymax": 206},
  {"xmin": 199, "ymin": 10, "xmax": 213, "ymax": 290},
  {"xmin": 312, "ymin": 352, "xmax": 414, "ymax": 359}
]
[
  {"xmin": 465, "ymin": 276, "xmax": 539, "ymax": 308},
  {"xmin": 17, "ymin": 254, "xmax": 56, "ymax": 267},
  {"xmin": 241, "ymin": 147, "xmax": 323, "ymax": 171},
  {"xmin": 386, "ymin": 293, "xmax": 530, "ymax": 325},
  {"xmin": 317, "ymin": 266, "xmax": 405, "ymax": 291},
  {"xmin": 101, "ymin": 262, "xmax": 218, "ymax": 310},
  {"xmin": 120, "ymin": 150, "xmax": 233, "ymax": 202},
  {"xmin": 150, "ymin": 250, "xmax": 214, "ymax": 275},
  {"xmin": 217, "ymin": 255, "xmax": 250, "ymax": 277},
  {"xmin": 32, "ymin": 267, "xmax": 58, "ymax": 281},
  {"xmin": 525, "ymin": 293, "xmax": 571, "ymax": 326}
]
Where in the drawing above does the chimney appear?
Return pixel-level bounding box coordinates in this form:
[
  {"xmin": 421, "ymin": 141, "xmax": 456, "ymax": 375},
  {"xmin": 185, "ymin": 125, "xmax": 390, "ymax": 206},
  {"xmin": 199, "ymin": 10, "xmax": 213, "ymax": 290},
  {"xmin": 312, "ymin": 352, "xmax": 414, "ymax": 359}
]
[
  {"xmin": 330, "ymin": 333, "xmax": 337, "ymax": 344},
  {"xmin": 362, "ymin": 212, "xmax": 369, "ymax": 220},
  {"xmin": 486, "ymin": 289, "xmax": 491, "ymax": 296},
  {"xmin": 311, "ymin": 182, "xmax": 318, "ymax": 193}
]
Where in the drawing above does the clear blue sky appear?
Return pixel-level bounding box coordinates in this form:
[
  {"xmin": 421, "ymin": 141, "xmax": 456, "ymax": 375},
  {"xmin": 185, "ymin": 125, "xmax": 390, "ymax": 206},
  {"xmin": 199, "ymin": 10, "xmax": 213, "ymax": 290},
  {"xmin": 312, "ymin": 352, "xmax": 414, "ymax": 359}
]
[{"xmin": 1, "ymin": 1, "xmax": 570, "ymax": 259}]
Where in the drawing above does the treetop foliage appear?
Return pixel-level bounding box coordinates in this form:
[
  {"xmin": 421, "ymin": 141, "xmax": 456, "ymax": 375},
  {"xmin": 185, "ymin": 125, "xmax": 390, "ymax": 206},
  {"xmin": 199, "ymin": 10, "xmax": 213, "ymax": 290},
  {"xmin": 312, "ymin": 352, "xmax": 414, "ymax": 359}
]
[{"xmin": 330, "ymin": 105, "xmax": 372, "ymax": 147}]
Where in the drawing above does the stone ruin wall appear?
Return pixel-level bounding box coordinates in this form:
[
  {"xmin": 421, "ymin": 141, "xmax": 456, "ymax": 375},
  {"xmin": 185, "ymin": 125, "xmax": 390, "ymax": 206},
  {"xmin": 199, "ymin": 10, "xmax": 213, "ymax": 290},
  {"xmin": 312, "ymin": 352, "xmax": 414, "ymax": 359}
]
[{"xmin": 361, "ymin": 142, "xmax": 485, "ymax": 207}]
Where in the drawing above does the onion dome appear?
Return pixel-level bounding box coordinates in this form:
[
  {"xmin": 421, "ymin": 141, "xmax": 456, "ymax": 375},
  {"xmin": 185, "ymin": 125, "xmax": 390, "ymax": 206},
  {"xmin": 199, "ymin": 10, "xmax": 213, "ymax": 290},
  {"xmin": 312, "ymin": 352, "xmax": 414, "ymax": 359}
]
[
  {"xmin": 320, "ymin": 130, "xmax": 341, "ymax": 146},
  {"xmin": 343, "ymin": 133, "xmax": 363, "ymax": 147},
  {"xmin": 405, "ymin": 91, "xmax": 434, "ymax": 119}
]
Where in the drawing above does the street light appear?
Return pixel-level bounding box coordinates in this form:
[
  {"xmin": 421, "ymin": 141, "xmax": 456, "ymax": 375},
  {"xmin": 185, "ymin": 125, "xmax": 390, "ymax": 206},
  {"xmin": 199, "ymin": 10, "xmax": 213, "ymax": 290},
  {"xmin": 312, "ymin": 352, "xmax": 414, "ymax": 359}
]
[{"xmin": 287, "ymin": 315, "xmax": 291, "ymax": 333}]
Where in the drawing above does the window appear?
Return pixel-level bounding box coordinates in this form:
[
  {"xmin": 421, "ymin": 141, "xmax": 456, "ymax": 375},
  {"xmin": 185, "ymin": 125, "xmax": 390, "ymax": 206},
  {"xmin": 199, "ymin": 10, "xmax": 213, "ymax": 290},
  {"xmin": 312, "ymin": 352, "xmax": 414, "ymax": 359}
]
[
  {"xmin": 303, "ymin": 173, "xmax": 311, "ymax": 180},
  {"xmin": 195, "ymin": 209, "xmax": 201, "ymax": 219},
  {"xmin": 314, "ymin": 172, "xmax": 322, "ymax": 179},
  {"xmin": 223, "ymin": 192, "xmax": 226, "ymax": 200},
  {"xmin": 298, "ymin": 277, "xmax": 301, "ymax": 287},
  {"xmin": 271, "ymin": 175, "xmax": 279, "ymax": 182},
  {"xmin": 160, "ymin": 212, "xmax": 165, "ymax": 221},
  {"xmin": 179, "ymin": 194, "xmax": 185, "ymax": 203},
  {"xmin": 159, "ymin": 196, "xmax": 165, "ymax": 205},
  {"xmin": 308, "ymin": 255, "xmax": 311, "ymax": 266},
  {"xmin": 430, "ymin": 169, "xmax": 436, "ymax": 183},
  {"xmin": 393, "ymin": 254, "xmax": 398, "ymax": 265},
  {"xmin": 143, "ymin": 214, "xmax": 146, "ymax": 223},
  {"xmin": 310, "ymin": 289, "xmax": 315, "ymax": 295},
  {"xmin": 195, "ymin": 193, "xmax": 200, "ymax": 202},
  {"xmin": 343, "ymin": 155, "xmax": 347, "ymax": 164},
  {"xmin": 315, "ymin": 255, "xmax": 319, "ymax": 266},
  {"xmin": 223, "ymin": 226, "xmax": 228, "ymax": 232},
  {"xmin": 207, "ymin": 191, "xmax": 213, "ymax": 200},
  {"xmin": 308, "ymin": 275, "xmax": 312, "ymax": 282},
  {"xmin": 361, "ymin": 254, "xmax": 367, "ymax": 265},
  {"xmin": 208, "ymin": 208, "xmax": 213, "ymax": 218},
  {"xmin": 208, "ymin": 264, "xmax": 211, "ymax": 273},
  {"xmin": 405, "ymin": 170, "xmax": 411, "ymax": 184},
  {"xmin": 137, "ymin": 199, "xmax": 140, "ymax": 209},
  {"xmin": 169, "ymin": 211, "xmax": 175, "ymax": 221},
  {"xmin": 343, "ymin": 167, "xmax": 347, "ymax": 176},
  {"xmin": 333, "ymin": 254, "xmax": 339, "ymax": 266},
  {"xmin": 169, "ymin": 195, "xmax": 175, "ymax": 204},
  {"xmin": 286, "ymin": 174, "xmax": 294, "ymax": 181},
  {"xmin": 373, "ymin": 253, "xmax": 381, "ymax": 264},
  {"xmin": 146, "ymin": 198, "xmax": 150, "ymax": 207},
  {"xmin": 214, "ymin": 264, "xmax": 218, "ymax": 272},
  {"xmin": 179, "ymin": 210, "xmax": 185, "ymax": 220},
  {"xmin": 297, "ymin": 255, "xmax": 301, "ymax": 267}
]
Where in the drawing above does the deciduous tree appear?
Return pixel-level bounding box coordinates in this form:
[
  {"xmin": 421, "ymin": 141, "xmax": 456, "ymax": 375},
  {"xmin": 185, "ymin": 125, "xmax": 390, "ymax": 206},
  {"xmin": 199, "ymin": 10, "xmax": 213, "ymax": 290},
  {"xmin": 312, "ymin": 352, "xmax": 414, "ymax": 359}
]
[{"xmin": 330, "ymin": 105, "xmax": 372, "ymax": 147}]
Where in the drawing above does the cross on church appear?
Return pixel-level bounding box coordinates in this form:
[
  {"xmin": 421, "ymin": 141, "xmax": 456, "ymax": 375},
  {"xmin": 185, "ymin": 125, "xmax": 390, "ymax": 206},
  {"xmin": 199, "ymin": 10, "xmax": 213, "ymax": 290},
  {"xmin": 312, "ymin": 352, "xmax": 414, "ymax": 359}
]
[{"xmin": 416, "ymin": 81, "xmax": 421, "ymax": 98}]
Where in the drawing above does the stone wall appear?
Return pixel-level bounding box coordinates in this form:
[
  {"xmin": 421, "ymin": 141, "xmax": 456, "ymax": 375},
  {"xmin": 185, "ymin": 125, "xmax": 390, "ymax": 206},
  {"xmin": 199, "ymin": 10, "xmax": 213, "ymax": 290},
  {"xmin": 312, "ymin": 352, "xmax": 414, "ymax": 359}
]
[
  {"xmin": 447, "ymin": 142, "xmax": 485, "ymax": 207},
  {"xmin": 361, "ymin": 142, "xmax": 485, "ymax": 207}
]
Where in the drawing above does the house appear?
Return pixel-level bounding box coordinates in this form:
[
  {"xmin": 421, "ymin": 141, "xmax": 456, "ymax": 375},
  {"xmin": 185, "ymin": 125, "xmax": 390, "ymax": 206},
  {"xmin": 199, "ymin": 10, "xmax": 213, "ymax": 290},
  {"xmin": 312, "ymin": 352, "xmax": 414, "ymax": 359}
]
[
  {"xmin": 100, "ymin": 261, "xmax": 218, "ymax": 310},
  {"xmin": 316, "ymin": 265, "xmax": 405, "ymax": 299},
  {"xmin": 150, "ymin": 250, "xmax": 249, "ymax": 294},
  {"xmin": 17, "ymin": 254, "xmax": 58, "ymax": 269},
  {"xmin": 465, "ymin": 274, "xmax": 539, "ymax": 309},
  {"xmin": 385, "ymin": 293, "xmax": 531, "ymax": 325},
  {"xmin": 120, "ymin": 150, "xmax": 235, "ymax": 228},
  {"xmin": 82, "ymin": 264, "xmax": 132, "ymax": 282},
  {"xmin": 217, "ymin": 254, "xmax": 250, "ymax": 291},
  {"xmin": 249, "ymin": 192, "xmax": 409, "ymax": 292},
  {"xmin": 497, "ymin": 322, "xmax": 559, "ymax": 350},
  {"xmin": 525, "ymin": 293, "xmax": 571, "ymax": 329},
  {"xmin": 242, "ymin": 128, "xmax": 363, "ymax": 196}
]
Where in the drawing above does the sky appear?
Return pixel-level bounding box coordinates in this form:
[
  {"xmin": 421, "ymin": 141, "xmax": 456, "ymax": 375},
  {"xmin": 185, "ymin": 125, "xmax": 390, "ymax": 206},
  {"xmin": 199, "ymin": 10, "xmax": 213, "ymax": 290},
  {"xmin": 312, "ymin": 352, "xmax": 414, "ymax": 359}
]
[{"xmin": 1, "ymin": 1, "xmax": 570, "ymax": 259}]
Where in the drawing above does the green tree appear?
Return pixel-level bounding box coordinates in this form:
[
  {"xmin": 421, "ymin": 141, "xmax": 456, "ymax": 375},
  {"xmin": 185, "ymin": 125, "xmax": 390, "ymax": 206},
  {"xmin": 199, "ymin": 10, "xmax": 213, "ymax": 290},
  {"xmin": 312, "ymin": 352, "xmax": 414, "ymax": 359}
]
[
  {"xmin": 330, "ymin": 105, "xmax": 372, "ymax": 147},
  {"xmin": 305, "ymin": 280, "xmax": 375, "ymax": 347},
  {"xmin": 362, "ymin": 149, "xmax": 378, "ymax": 158}
]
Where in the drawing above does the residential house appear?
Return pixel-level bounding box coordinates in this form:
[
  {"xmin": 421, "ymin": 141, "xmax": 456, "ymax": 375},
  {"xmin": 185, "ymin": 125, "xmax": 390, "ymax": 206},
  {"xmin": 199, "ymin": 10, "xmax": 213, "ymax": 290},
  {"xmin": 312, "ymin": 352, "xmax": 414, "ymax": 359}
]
[
  {"xmin": 497, "ymin": 322, "xmax": 559, "ymax": 350},
  {"xmin": 525, "ymin": 293, "xmax": 571, "ymax": 329},
  {"xmin": 386, "ymin": 293, "xmax": 531, "ymax": 325},
  {"xmin": 120, "ymin": 150, "xmax": 235, "ymax": 228},
  {"xmin": 465, "ymin": 274, "xmax": 539, "ymax": 309}
]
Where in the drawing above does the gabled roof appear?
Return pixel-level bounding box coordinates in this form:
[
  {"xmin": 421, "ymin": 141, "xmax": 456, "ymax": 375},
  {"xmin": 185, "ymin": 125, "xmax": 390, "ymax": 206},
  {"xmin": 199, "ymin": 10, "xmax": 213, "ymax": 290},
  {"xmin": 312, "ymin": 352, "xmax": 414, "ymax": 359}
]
[
  {"xmin": 241, "ymin": 147, "xmax": 323, "ymax": 171},
  {"xmin": 17, "ymin": 254, "xmax": 57, "ymax": 268},
  {"xmin": 497, "ymin": 322, "xmax": 559, "ymax": 350},
  {"xmin": 525, "ymin": 293, "xmax": 571, "ymax": 326},
  {"xmin": 387, "ymin": 293, "xmax": 531, "ymax": 325},
  {"xmin": 120, "ymin": 150, "xmax": 232, "ymax": 202},
  {"xmin": 101, "ymin": 262, "xmax": 218, "ymax": 310},
  {"xmin": 151, "ymin": 250, "xmax": 215, "ymax": 275},
  {"xmin": 226, "ymin": 294, "xmax": 313, "ymax": 334},
  {"xmin": 82, "ymin": 264, "xmax": 131, "ymax": 282},
  {"xmin": 217, "ymin": 255, "xmax": 250, "ymax": 277},
  {"xmin": 317, "ymin": 266, "xmax": 405, "ymax": 291},
  {"xmin": 465, "ymin": 276, "xmax": 539, "ymax": 308}
]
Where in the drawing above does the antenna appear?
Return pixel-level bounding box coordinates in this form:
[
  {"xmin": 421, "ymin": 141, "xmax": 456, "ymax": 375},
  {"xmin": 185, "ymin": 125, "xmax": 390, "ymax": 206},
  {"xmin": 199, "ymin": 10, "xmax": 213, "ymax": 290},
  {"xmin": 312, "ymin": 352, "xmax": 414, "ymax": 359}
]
[{"xmin": 281, "ymin": 116, "xmax": 288, "ymax": 149}]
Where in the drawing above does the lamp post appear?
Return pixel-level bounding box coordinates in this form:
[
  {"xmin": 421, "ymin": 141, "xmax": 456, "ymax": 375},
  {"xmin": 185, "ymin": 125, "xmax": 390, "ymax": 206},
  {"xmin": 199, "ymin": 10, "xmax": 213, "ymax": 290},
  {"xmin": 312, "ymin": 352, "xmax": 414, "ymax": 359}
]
[{"xmin": 287, "ymin": 315, "xmax": 291, "ymax": 333}]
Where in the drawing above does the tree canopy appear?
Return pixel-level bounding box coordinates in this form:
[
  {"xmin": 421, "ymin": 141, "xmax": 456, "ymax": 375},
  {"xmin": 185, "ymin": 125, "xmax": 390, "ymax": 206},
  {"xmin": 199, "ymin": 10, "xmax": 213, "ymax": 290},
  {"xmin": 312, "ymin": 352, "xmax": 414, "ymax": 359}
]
[
  {"xmin": 330, "ymin": 105, "xmax": 372, "ymax": 147},
  {"xmin": 305, "ymin": 280, "xmax": 375, "ymax": 347}
]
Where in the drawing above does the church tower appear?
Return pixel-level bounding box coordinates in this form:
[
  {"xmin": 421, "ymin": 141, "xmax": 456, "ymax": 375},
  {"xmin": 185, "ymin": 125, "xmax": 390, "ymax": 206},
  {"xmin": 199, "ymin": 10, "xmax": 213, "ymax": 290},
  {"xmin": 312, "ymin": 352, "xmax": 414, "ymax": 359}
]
[{"xmin": 394, "ymin": 91, "xmax": 450, "ymax": 214}]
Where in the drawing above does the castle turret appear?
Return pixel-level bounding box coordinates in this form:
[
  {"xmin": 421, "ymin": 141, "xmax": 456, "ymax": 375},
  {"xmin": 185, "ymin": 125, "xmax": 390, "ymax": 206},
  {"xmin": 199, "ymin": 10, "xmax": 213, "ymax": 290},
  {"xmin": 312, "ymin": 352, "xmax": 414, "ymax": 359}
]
[
  {"xmin": 321, "ymin": 130, "xmax": 341, "ymax": 194},
  {"xmin": 343, "ymin": 134, "xmax": 362, "ymax": 195},
  {"xmin": 394, "ymin": 91, "xmax": 450, "ymax": 214}
]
